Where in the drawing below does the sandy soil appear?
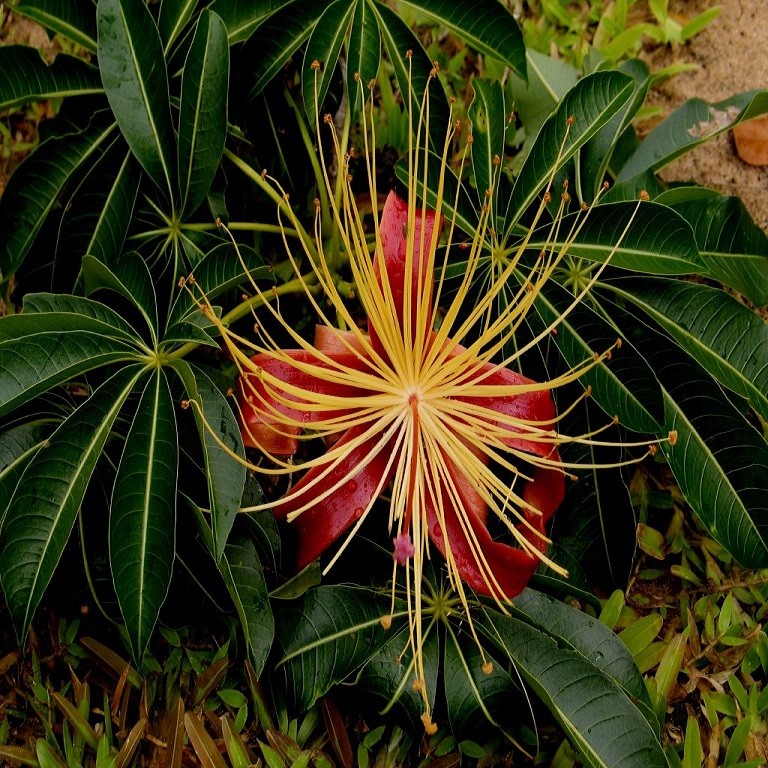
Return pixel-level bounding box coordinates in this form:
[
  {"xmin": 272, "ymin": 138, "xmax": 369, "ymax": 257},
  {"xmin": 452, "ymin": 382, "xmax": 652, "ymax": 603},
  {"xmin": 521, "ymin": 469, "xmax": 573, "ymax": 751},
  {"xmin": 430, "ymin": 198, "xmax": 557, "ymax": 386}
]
[{"xmin": 641, "ymin": 0, "xmax": 768, "ymax": 230}]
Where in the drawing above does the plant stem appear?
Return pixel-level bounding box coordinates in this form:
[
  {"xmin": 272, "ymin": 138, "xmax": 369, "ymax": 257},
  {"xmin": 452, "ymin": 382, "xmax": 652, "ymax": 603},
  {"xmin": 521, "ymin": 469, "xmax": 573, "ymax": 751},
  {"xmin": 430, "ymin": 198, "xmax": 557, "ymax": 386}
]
[{"xmin": 166, "ymin": 274, "xmax": 317, "ymax": 361}]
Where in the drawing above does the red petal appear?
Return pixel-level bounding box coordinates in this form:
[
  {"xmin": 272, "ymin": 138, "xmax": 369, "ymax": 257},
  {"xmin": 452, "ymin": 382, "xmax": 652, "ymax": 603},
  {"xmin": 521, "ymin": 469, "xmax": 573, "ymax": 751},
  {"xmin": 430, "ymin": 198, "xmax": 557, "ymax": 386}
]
[
  {"xmin": 369, "ymin": 191, "xmax": 442, "ymax": 356},
  {"xmin": 448, "ymin": 345, "xmax": 558, "ymax": 459},
  {"xmin": 274, "ymin": 427, "xmax": 398, "ymax": 567},
  {"xmin": 238, "ymin": 349, "xmax": 372, "ymax": 454},
  {"xmin": 426, "ymin": 449, "xmax": 565, "ymax": 598}
]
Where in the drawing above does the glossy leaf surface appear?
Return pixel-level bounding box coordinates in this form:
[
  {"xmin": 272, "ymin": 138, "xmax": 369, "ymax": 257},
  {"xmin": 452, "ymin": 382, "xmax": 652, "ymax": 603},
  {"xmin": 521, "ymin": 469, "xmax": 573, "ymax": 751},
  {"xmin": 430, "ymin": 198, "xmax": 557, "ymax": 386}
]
[
  {"xmin": 481, "ymin": 609, "xmax": 665, "ymax": 768},
  {"xmin": 172, "ymin": 362, "xmax": 246, "ymax": 560},
  {"xmin": 638, "ymin": 332, "xmax": 768, "ymax": 568},
  {"xmin": 15, "ymin": 0, "xmax": 98, "ymax": 52},
  {"xmin": 98, "ymin": 0, "xmax": 176, "ymax": 198},
  {"xmin": 607, "ymin": 278, "xmax": 768, "ymax": 422},
  {"xmin": 0, "ymin": 118, "xmax": 116, "ymax": 282},
  {"xmin": 276, "ymin": 586, "xmax": 393, "ymax": 710},
  {"xmin": 0, "ymin": 46, "xmax": 101, "ymax": 111},
  {"xmin": 111, "ymin": 368, "xmax": 178, "ymax": 661},
  {"xmin": 504, "ymin": 71, "xmax": 634, "ymax": 232},
  {"xmin": 527, "ymin": 200, "xmax": 702, "ymax": 274},
  {"xmin": 178, "ymin": 10, "xmax": 229, "ymax": 216},
  {"xmin": 0, "ymin": 366, "xmax": 144, "ymax": 642}
]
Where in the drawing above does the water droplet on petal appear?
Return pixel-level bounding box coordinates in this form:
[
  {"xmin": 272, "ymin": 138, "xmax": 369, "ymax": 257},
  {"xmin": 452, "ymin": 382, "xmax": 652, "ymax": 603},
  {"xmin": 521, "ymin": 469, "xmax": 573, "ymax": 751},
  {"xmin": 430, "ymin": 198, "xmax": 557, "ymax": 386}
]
[
  {"xmin": 348, "ymin": 480, "xmax": 358, "ymax": 493},
  {"xmin": 354, "ymin": 506, "xmax": 364, "ymax": 519}
]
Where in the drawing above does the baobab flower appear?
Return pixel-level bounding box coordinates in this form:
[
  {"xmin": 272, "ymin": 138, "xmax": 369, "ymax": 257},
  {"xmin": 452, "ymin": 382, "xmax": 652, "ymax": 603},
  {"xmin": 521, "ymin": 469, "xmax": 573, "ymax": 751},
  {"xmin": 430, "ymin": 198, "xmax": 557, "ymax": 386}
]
[{"xmin": 191, "ymin": 64, "xmax": 675, "ymax": 732}]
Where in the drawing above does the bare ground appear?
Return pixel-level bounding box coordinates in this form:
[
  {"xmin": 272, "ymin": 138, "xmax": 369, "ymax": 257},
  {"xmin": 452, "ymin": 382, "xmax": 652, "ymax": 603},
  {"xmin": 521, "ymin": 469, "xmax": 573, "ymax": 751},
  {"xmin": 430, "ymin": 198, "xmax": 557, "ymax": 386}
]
[{"xmin": 641, "ymin": 0, "xmax": 768, "ymax": 230}]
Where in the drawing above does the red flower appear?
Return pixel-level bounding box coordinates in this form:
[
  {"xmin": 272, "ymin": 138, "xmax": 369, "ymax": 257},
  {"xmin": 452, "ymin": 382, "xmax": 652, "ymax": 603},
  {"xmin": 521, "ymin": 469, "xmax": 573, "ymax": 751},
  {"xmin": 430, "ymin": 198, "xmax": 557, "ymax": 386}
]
[{"xmin": 237, "ymin": 190, "xmax": 564, "ymax": 599}]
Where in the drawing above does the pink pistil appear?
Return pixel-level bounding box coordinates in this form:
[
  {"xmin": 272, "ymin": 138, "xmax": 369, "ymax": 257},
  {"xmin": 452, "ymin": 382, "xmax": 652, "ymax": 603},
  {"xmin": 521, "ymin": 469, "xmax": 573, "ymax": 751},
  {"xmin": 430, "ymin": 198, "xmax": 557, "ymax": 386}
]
[{"xmin": 393, "ymin": 533, "xmax": 415, "ymax": 565}]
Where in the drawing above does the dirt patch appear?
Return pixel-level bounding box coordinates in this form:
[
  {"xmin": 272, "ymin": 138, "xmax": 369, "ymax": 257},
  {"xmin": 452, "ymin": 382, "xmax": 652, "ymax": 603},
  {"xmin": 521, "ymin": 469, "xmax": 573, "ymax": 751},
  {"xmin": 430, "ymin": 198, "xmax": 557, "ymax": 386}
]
[{"xmin": 641, "ymin": 0, "xmax": 768, "ymax": 230}]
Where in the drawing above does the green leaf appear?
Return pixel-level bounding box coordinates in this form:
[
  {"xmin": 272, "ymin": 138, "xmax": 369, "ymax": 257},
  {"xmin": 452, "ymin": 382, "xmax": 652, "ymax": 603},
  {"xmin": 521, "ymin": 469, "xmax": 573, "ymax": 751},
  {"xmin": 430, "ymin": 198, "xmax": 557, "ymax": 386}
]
[
  {"xmin": 167, "ymin": 241, "xmax": 272, "ymax": 328},
  {"xmin": 510, "ymin": 50, "xmax": 578, "ymax": 154},
  {"xmin": 171, "ymin": 362, "xmax": 245, "ymax": 560},
  {"xmin": 396, "ymin": 0, "xmax": 526, "ymax": 81},
  {"xmin": 656, "ymin": 189, "xmax": 768, "ymax": 307},
  {"xmin": 57, "ymin": 146, "xmax": 141, "ymax": 276},
  {"xmin": 534, "ymin": 279, "xmax": 663, "ymax": 434},
  {"xmin": 178, "ymin": 10, "xmax": 229, "ymax": 217},
  {"xmin": 0, "ymin": 423, "xmax": 51, "ymax": 530},
  {"xmin": 527, "ymin": 200, "xmax": 702, "ymax": 274},
  {"xmin": 613, "ymin": 90, "xmax": 768, "ymax": 187},
  {"xmin": 504, "ymin": 71, "xmax": 634, "ymax": 234},
  {"xmin": 633, "ymin": 329, "xmax": 768, "ymax": 568},
  {"xmin": 580, "ymin": 59, "xmax": 651, "ymax": 200},
  {"xmin": 110, "ymin": 367, "xmax": 178, "ymax": 661},
  {"xmin": 480, "ymin": 608, "xmax": 666, "ymax": 768},
  {"xmin": 81, "ymin": 252, "xmax": 158, "ymax": 341},
  {"xmin": 0, "ymin": 297, "xmax": 144, "ymax": 420},
  {"xmin": 395, "ymin": 152, "xmax": 479, "ymax": 238},
  {"xmin": 510, "ymin": 589, "xmax": 655, "ymax": 716},
  {"xmin": 220, "ymin": 536, "xmax": 274, "ymax": 675},
  {"xmin": 0, "ymin": 46, "xmax": 101, "ymax": 112},
  {"xmin": 209, "ymin": 0, "xmax": 295, "ymax": 44},
  {"xmin": 355, "ymin": 624, "xmax": 439, "ymax": 726},
  {"xmin": 15, "ymin": 0, "xmax": 98, "ymax": 52},
  {"xmin": 302, "ymin": 0, "xmax": 355, "ymax": 124},
  {"xmin": 347, "ymin": 0, "xmax": 380, "ymax": 122},
  {"xmin": 0, "ymin": 366, "xmax": 145, "ymax": 643},
  {"xmin": 468, "ymin": 79, "xmax": 505, "ymax": 219},
  {"xmin": 0, "ymin": 117, "xmax": 117, "ymax": 283},
  {"xmin": 276, "ymin": 586, "xmax": 393, "ymax": 710},
  {"xmin": 549, "ymin": 412, "xmax": 637, "ymax": 591},
  {"xmin": 370, "ymin": 2, "xmax": 450, "ymax": 147},
  {"xmin": 606, "ymin": 278, "xmax": 768, "ymax": 422},
  {"xmin": 97, "ymin": 0, "xmax": 176, "ymax": 199},
  {"xmin": 243, "ymin": 0, "xmax": 327, "ymax": 100},
  {"xmin": 158, "ymin": 0, "xmax": 198, "ymax": 50},
  {"xmin": 443, "ymin": 625, "xmax": 523, "ymax": 738}
]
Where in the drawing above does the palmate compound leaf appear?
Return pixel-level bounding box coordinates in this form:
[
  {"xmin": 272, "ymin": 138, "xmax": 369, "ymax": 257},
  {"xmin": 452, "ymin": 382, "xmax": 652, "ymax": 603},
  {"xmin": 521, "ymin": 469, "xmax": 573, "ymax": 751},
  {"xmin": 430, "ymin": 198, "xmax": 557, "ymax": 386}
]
[
  {"xmin": 442, "ymin": 624, "xmax": 529, "ymax": 741},
  {"xmin": 526, "ymin": 200, "xmax": 703, "ymax": 275},
  {"xmin": 302, "ymin": 0, "xmax": 355, "ymax": 125},
  {"xmin": 0, "ymin": 423, "xmax": 50, "ymax": 531},
  {"xmin": 208, "ymin": 0, "xmax": 295, "ymax": 45},
  {"xmin": 81, "ymin": 252, "xmax": 159, "ymax": 344},
  {"xmin": 612, "ymin": 89, "xmax": 768, "ymax": 192},
  {"xmin": 57, "ymin": 146, "xmax": 142, "ymax": 284},
  {"xmin": 243, "ymin": 1, "xmax": 328, "ymax": 100},
  {"xmin": 395, "ymin": 0, "xmax": 526, "ymax": 82},
  {"xmin": 346, "ymin": 0, "xmax": 381, "ymax": 123},
  {"xmin": 478, "ymin": 608, "xmax": 666, "ymax": 768},
  {"xmin": 186, "ymin": 498, "xmax": 274, "ymax": 674},
  {"xmin": 275, "ymin": 585, "xmax": 395, "ymax": 710},
  {"xmin": 622, "ymin": 316, "xmax": 768, "ymax": 568},
  {"xmin": 532, "ymin": 278, "xmax": 663, "ymax": 435},
  {"xmin": 110, "ymin": 367, "xmax": 178, "ymax": 662},
  {"xmin": 0, "ymin": 366, "xmax": 146, "ymax": 643},
  {"xmin": 468, "ymin": 78, "xmax": 505, "ymax": 222},
  {"xmin": 606, "ymin": 277, "xmax": 768, "ymax": 423}
]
